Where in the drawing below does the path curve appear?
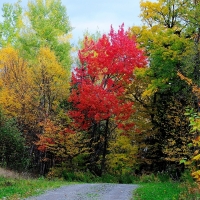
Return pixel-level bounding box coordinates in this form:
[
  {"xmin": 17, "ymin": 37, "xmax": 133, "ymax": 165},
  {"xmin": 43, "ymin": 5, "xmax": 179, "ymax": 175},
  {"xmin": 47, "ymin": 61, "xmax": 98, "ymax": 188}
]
[{"xmin": 26, "ymin": 183, "xmax": 138, "ymax": 200}]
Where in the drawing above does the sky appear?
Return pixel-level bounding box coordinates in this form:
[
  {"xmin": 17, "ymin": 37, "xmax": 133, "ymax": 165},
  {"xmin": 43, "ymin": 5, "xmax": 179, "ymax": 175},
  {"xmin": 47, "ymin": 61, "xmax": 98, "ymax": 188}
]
[{"xmin": 0, "ymin": 0, "xmax": 155, "ymax": 45}]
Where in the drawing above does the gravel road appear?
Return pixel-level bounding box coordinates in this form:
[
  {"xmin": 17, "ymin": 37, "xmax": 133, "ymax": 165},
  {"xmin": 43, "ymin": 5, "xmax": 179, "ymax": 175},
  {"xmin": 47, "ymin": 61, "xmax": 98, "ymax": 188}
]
[{"xmin": 26, "ymin": 183, "xmax": 138, "ymax": 200}]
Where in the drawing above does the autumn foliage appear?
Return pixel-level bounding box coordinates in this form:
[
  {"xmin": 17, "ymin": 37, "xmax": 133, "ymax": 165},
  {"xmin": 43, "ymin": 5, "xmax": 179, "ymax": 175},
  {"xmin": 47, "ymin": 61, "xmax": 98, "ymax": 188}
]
[
  {"xmin": 0, "ymin": 0, "xmax": 200, "ymax": 185},
  {"xmin": 69, "ymin": 25, "xmax": 147, "ymax": 131}
]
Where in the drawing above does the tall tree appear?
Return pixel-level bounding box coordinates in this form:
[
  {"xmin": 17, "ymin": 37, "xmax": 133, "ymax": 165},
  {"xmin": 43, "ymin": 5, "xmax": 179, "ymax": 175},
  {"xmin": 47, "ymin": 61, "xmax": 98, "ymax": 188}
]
[
  {"xmin": 69, "ymin": 25, "xmax": 147, "ymax": 175},
  {"xmin": 130, "ymin": 0, "xmax": 199, "ymax": 175},
  {"xmin": 0, "ymin": 47, "xmax": 33, "ymax": 124}
]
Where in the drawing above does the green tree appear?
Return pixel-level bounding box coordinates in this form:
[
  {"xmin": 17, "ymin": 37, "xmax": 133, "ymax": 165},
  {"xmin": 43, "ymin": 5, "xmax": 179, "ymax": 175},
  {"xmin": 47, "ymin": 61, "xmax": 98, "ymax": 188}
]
[
  {"xmin": 0, "ymin": 1, "xmax": 22, "ymax": 47},
  {"xmin": 19, "ymin": 0, "xmax": 72, "ymax": 68},
  {"xmin": 130, "ymin": 0, "xmax": 198, "ymax": 176}
]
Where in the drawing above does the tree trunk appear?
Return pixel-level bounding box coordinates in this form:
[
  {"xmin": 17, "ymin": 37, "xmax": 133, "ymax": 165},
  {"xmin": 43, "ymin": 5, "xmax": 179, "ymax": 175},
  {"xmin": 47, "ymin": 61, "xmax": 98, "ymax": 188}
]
[{"xmin": 101, "ymin": 119, "xmax": 109, "ymax": 175}]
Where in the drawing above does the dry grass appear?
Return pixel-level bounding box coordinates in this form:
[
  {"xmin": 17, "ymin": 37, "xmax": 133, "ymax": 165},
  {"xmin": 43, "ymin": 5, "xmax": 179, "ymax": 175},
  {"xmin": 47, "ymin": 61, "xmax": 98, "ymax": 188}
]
[
  {"xmin": 0, "ymin": 167, "xmax": 20, "ymax": 178},
  {"xmin": 0, "ymin": 167, "xmax": 30, "ymax": 179}
]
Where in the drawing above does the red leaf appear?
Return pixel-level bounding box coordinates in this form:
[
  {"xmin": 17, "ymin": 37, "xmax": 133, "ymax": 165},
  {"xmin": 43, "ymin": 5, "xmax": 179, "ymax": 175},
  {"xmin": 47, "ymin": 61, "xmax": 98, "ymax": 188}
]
[{"xmin": 69, "ymin": 24, "xmax": 147, "ymax": 131}]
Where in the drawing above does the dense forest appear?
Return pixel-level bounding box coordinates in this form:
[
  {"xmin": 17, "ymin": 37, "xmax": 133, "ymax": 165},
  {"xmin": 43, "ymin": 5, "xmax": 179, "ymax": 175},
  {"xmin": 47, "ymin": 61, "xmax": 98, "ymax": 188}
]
[{"xmin": 0, "ymin": 0, "xmax": 199, "ymax": 182}]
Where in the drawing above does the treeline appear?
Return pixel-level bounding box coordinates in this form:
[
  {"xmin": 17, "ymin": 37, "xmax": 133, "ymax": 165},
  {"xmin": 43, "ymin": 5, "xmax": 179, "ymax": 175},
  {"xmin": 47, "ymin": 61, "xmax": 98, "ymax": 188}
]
[{"xmin": 0, "ymin": 0, "xmax": 199, "ymax": 181}]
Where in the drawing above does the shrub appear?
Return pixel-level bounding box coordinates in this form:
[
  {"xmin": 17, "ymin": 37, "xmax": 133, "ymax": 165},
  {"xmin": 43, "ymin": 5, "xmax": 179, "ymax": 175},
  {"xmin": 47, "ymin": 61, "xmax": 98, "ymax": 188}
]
[
  {"xmin": 157, "ymin": 171, "xmax": 171, "ymax": 182},
  {"xmin": 0, "ymin": 112, "xmax": 29, "ymax": 171},
  {"xmin": 139, "ymin": 173, "xmax": 159, "ymax": 183}
]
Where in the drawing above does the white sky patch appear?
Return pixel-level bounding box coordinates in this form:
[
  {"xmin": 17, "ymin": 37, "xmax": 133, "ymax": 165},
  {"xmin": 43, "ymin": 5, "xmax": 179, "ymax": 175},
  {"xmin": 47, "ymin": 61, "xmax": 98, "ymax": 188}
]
[{"xmin": 67, "ymin": 0, "xmax": 142, "ymax": 44}]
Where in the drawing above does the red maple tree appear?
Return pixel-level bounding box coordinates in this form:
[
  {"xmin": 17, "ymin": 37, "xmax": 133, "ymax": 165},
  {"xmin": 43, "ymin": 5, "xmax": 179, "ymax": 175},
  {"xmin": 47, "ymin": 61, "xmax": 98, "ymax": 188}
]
[{"xmin": 69, "ymin": 24, "xmax": 147, "ymax": 175}]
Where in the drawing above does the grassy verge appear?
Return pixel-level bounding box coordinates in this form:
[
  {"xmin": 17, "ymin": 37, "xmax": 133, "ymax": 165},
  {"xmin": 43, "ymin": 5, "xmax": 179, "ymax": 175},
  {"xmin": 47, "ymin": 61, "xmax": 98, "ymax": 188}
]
[
  {"xmin": 0, "ymin": 176, "xmax": 71, "ymax": 200},
  {"xmin": 134, "ymin": 182, "xmax": 182, "ymax": 200},
  {"xmin": 133, "ymin": 181, "xmax": 200, "ymax": 200}
]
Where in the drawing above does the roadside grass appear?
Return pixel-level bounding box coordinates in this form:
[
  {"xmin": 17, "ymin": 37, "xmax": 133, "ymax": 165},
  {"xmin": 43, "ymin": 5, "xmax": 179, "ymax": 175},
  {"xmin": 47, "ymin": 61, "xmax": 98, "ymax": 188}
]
[
  {"xmin": 133, "ymin": 179, "xmax": 200, "ymax": 200},
  {"xmin": 0, "ymin": 176, "xmax": 71, "ymax": 200},
  {"xmin": 134, "ymin": 182, "xmax": 184, "ymax": 200}
]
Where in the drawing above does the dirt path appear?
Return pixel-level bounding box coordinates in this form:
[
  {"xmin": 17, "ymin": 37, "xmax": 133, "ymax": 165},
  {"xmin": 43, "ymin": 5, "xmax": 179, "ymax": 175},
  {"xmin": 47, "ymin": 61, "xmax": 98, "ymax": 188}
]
[{"xmin": 26, "ymin": 183, "xmax": 138, "ymax": 200}]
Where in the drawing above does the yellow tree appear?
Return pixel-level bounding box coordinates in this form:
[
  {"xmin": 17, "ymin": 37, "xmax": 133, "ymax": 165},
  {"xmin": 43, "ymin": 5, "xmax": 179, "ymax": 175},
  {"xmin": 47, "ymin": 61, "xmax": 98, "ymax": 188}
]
[
  {"xmin": 0, "ymin": 46, "xmax": 71, "ymax": 173},
  {"xmin": 0, "ymin": 47, "xmax": 36, "ymax": 134},
  {"xmin": 0, "ymin": 46, "xmax": 70, "ymax": 137},
  {"xmin": 29, "ymin": 47, "xmax": 71, "ymax": 174},
  {"xmin": 31, "ymin": 47, "xmax": 70, "ymax": 126}
]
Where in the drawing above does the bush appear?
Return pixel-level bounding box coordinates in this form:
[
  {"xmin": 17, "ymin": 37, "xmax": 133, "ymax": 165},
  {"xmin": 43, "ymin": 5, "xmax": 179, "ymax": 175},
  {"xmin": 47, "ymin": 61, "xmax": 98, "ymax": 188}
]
[
  {"xmin": 118, "ymin": 174, "xmax": 139, "ymax": 183},
  {"xmin": 99, "ymin": 174, "xmax": 118, "ymax": 183},
  {"xmin": 139, "ymin": 173, "xmax": 159, "ymax": 183},
  {"xmin": 0, "ymin": 112, "xmax": 29, "ymax": 171},
  {"xmin": 48, "ymin": 166, "xmax": 96, "ymax": 182},
  {"xmin": 62, "ymin": 170, "xmax": 76, "ymax": 181},
  {"xmin": 157, "ymin": 171, "xmax": 171, "ymax": 182}
]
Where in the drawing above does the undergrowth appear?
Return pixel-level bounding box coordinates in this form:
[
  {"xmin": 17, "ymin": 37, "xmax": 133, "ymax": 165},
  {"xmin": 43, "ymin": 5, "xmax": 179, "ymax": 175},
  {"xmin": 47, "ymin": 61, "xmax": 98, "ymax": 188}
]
[{"xmin": 48, "ymin": 167, "xmax": 140, "ymax": 183}]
